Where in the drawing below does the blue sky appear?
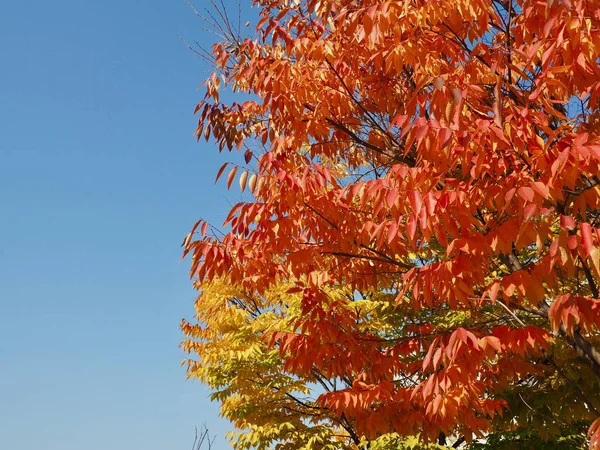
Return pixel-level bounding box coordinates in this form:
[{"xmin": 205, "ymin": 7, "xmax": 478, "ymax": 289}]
[{"xmin": 0, "ymin": 1, "xmax": 252, "ymax": 448}]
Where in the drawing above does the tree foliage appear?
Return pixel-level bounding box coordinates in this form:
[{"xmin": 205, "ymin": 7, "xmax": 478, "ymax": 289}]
[{"xmin": 182, "ymin": 0, "xmax": 600, "ymax": 447}]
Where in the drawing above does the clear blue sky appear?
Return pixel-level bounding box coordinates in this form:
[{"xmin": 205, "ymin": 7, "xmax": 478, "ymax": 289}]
[{"xmin": 0, "ymin": 1, "xmax": 251, "ymax": 448}]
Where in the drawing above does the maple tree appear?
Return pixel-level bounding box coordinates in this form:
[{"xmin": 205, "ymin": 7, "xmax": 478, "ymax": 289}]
[{"xmin": 182, "ymin": 0, "xmax": 600, "ymax": 447}]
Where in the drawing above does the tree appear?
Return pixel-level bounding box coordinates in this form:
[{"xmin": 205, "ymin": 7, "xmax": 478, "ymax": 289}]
[{"xmin": 182, "ymin": 0, "xmax": 600, "ymax": 447}]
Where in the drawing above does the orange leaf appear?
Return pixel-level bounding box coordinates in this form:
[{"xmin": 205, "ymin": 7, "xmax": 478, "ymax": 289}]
[{"xmin": 227, "ymin": 166, "xmax": 238, "ymax": 189}]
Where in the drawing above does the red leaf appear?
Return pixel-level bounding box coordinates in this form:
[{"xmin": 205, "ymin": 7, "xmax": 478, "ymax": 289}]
[
  {"xmin": 386, "ymin": 188, "xmax": 399, "ymax": 208},
  {"xmin": 406, "ymin": 214, "xmax": 417, "ymax": 243},
  {"xmin": 215, "ymin": 162, "xmax": 229, "ymax": 183},
  {"xmin": 517, "ymin": 186, "xmax": 534, "ymax": 202},
  {"xmin": 560, "ymin": 215, "xmax": 575, "ymax": 230},
  {"xmin": 484, "ymin": 336, "xmax": 502, "ymax": 352},
  {"xmin": 589, "ymin": 418, "xmax": 600, "ymax": 449},
  {"xmin": 391, "ymin": 114, "xmax": 408, "ymax": 129},
  {"xmin": 568, "ymin": 235, "xmax": 579, "ymax": 250},
  {"xmin": 523, "ymin": 203, "xmax": 537, "ymax": 221},
  {"xmin": 409, "ymin": 190, "xmax": 423, "ymax": 215},
  {"xmin": 531, "ymin": 181, "xmax": 550, "ymax": 199},
  {"xmin": 387, "ymin": 220, "xmax": 399, "ymax": 244},
  {"xmin": 433, "ymin": 347, "xmax": 443, "ymax": 369},
  {"xmin": 418, "ymin": 125, "xmax": 430, "ymax": 142},
  {"xmin": 581, "ymin": 222, "xmax": 594, "ymax": 257},
  {"xmin": 488, "ymin": 281, "xmax": 500, "ymax": 303},
  {"xmin": 422, "ymin": 338, "xmax": 438, "ymax": 371}
]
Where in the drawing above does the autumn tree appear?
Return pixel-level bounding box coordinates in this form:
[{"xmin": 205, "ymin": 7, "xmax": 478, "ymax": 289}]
[{"xmin": 182, "ymin": 0, "xmax": 600, "ymax": 447}]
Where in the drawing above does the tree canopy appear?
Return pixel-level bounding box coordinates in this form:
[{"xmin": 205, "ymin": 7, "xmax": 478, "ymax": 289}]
[{"xmin": 181, "ymin": 0, "xmax": 600, "ymax": 447}]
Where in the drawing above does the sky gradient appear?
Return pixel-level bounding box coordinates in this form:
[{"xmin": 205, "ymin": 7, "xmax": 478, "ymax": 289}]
[{"xmin": 0, "ymin": 1, "xmax": 249, "ymax": 448}]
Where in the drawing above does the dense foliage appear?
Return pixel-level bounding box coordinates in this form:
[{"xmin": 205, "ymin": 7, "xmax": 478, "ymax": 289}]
[{"xmin": 181, "ymin": 0, "xmax": 600, "ymax": 447}]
